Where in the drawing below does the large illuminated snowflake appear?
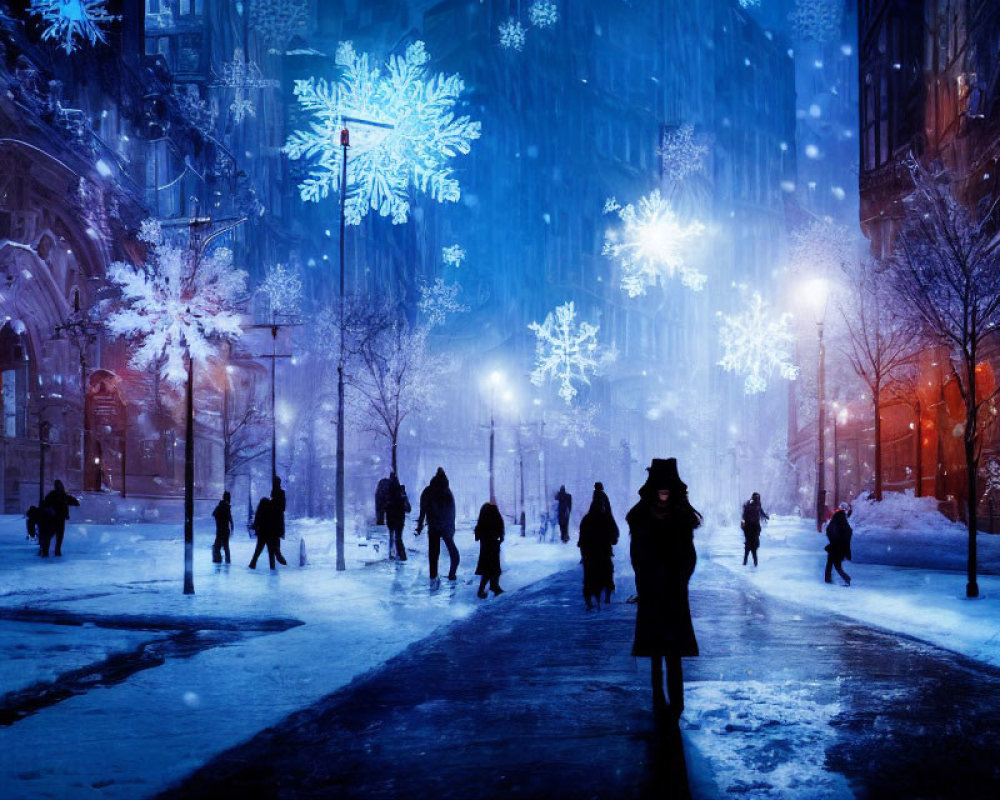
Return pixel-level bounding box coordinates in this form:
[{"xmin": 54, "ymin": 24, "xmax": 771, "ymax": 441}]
[
  {"xmin": 658, "ymin": 124, "xmax": 709, "ymax": 183},
  {"xmin": 602, "ymin": 189, "xmax": 707, "ymax": 297},
  {"xmin": 418, "ymin": 278, "xmax": 469, "ymax": 327},
  {"xmin": 529, "ymin": 302, "xmax": 602, "ymax": 405},
  {"xmin": 499, "ymin": 18, "xmax": 527, "ymax": 51},
  {"xmin": 249, "ymin": 0, "xmax": 308, "ymax": 54},
  {"xmin": 28, "ymin": 0, "xmax": 119, "ymax": 54},
  {"xmin": 105, "ymin": 219, "xmax": 247, "ymax": 385},
  {"xmin": 260, "ymin": 263, "xmax": 303, "ymax": 321},
  {"xmin": 529, "ymin": 2, "xmax": 559, "ymax": 28},
  {"xmin": 717, "ymin": 292, "xmax": 799, "ymax": 395},
  {"xmin": 284, "ymin": 41, "xmax": 481, "ymax": 225},
  {"xmin": 788, "ymin": 0, "xmax": 842, "ymax": 43}
]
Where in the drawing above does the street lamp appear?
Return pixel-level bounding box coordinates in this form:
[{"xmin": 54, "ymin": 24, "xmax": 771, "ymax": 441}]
[
  {"xmin": 802, "ymin": 277, "xmax": 829, "ymax": 532},
  {"xmin": 834, "ymin": 406, "xmax": 848, "ymax": 506}
]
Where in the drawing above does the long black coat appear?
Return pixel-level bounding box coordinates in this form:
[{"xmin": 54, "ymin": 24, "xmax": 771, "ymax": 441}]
[
  {"xmin": 825, "ymin": 510, "xmax": 853, "ymax": 561},
  {"xmin": 741, "ymin": 499, "xmax": 767, "ymax": 549},
  {"xmin": 385, "ymin": 480, "xmax": 411, "ymax": 530},
  {"xmin": 418, "ymin": 474, "xmax": 456, "ymax": 535},
  {"xmin": 271, "ymin": 486, "xmax": 286, "ymax": 539},
  {"xmin": 579, "ymin": 508, "xmax": 619, "ymax": 597},
  {"xmin": 628, "ymin": 500, "xmax": 699, "ymax": 658},
  {"xmin": 474, "ymin": 503, "xmax": 504, "ymax": 577}
]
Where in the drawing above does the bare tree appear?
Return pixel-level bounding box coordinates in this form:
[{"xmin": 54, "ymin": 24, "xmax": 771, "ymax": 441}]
[
  {"xmin": 889, "ymin": 159, "xmax": 1000, "ymax": 598},
  {"xmin": 221, "ymin": 369, "xmax": 268, "ymax": 484},
  {"xmin": 840, "ymin": 261, "xmax": 920, "ymax": 500}
]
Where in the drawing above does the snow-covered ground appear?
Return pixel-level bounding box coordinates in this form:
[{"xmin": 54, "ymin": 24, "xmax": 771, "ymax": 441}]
[
  {"xmin": 0, "ymin": 514, "xmax": 580, "ymax": 800},
  {"xmin": 703, "ymin": 495, "xmax": 1000, "ymax": 668}
]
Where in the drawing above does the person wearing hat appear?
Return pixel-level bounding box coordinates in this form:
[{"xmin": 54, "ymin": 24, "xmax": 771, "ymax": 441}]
[
  {"xmin": 824, "ymin": 502, "xmax": 853, "ymax": 586},
  {"xmin": 740, "ymin": 492, "xmax": 769, "ymax": 567},
  {"xmin": 628, "ymin": 458, "xmax": 701, "ymax": 719},
  {"xmin": 578, "ymin": 481, "xmax": 620, "ymax": 609}
]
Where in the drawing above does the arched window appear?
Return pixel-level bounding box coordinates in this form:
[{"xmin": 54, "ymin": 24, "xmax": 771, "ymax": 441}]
[{"xmin": 0, "ymin": 322, "xmax": 29, "ymax": 438}]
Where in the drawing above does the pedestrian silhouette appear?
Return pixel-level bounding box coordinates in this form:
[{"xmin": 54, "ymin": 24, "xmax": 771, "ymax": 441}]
[
  {"xmin": 416, "ymin": 467, "xmax": 459, "ymax": 588},
  {"xmin": 272, "ymin": 476, "xmax": 287, "ymax": 540},
  {"xmin": 26, "ymin": 502, "xmax": 59, "ymax": 557},
  {"xmin": 43, "ymin": 479, "xmax": 79, "ymax": 557},
  {"xmin": 824, "ymin": 502, "xmax": 853, "ymax": 586},
  {"xmin": 740, "ymin": 491, "xmax": 769, "ymax": 567},
  {"xmin": 556, "ymin": 485, "xmax": 573, "ymax": 543},
  {"xmin": 212, "ymin": 491, "xmax": 235, "ymax": 564},
  {"xmin": 249, "ymin": 495, "xmax": 287, "ymax": 570},
  {"xmin": 578, "ymin": 481, "xmax": 620, "ymax": 609},
  {"xmin": 474, "ymin": 501, "xmax": 505, "ymax": 598},
  {"xmin": 628, "ymin": 458, "xmax": 700, "ymax": 720},
  {"xmin": 384, "ymin": 472, "xmax": 411, "ymax": 561}
]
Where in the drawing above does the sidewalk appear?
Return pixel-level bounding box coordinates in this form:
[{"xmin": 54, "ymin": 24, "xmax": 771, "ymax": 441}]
[{"xmin": 156, "ymin": 558, "xmax": 1000, "ymax": 799}]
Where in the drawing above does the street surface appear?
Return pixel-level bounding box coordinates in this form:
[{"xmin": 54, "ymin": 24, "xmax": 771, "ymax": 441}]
[{"xmin": 158, "ymin": 555, "xmax": 1000, "ymax": 799}]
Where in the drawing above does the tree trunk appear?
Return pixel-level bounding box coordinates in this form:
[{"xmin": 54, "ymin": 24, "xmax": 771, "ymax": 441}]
[
  {"xmin": 873, "ymin": 385, "xmax": 883, "ymax": 501},
  {"xmin": 184, "ymin": 357, "xmax": 195, "ymax": 595},
  {"xmin": 391, "ymin": 432, "xmax": 398, "ymax": 475},
  {"xmin": 965, "ymin": 358, "xmax": 979, "ymax": 598}
]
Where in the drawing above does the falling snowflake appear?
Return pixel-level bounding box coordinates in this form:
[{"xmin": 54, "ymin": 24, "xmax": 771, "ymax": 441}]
[
  {"xmin": 529, "ymin": 2, "xmax": 559, "ymax": 28},
  {"xmin": 284, "ymin": 41, "xmax": 481, "ymax": 225},
  {"xmin": 105, "ymin": 219, "xmax": 247, "ymax": 385},
  {"xmin": 529, "ymin": 301, "xmax": 602, "ymax": 405},
  {"xmin": 230, "ymin": 95, "xmax": 256, "ymax": 124},
  {"xmin": 602, "ymin": 197, "xmax": 621, "ymax": 215},
  {"xmin": 787, "ymin": 0, "xmax": 842, "ymax": 43},
  {"xmin": 249, "ymin": 0, "xmax": 308, "ymax": 54},
  {"xmin": 717, "ymin": 292, "xmax": 799, "ymax": 395},
  {"xmin": 602, "ymin": 189, "xmax": 707, "ymax": 297},
  {"xmin": 499, "ymin": 18, "xmax": 527, "ymax": 51},
  {"xmin": 658, "ymin": 124, "xmax": 709, "ymax": 183},
  {"xmin": 260, "ymin": 263, "xmax": 303, "ymax": 321},
  {"xmin": 442, "ymin": 244, "xmax": 467, "ymax": 268},
  {"xmin": 418, "ymin": 278, "xmax": 469, "ymax": 327},
  {"xmin": 28, "ymin": 0, "xmax": 119, "ymax": 54},
  {"xmin": 546, "ymin": 403, "xmax": 600, "ymax": 448}
]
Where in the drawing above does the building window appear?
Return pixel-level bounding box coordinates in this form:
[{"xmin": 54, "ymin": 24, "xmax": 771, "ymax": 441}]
[{"xmin": 0, "ymin": 324, "xmax": 28, "ymax": 439}]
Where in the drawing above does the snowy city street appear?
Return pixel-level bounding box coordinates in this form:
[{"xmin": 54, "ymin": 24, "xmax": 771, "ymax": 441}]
[{"xmin": 3, "ymin": 0, "xmax": 1000, "ymax": 797}]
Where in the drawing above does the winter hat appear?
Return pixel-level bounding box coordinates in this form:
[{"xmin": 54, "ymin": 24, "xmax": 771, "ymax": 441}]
[
  {"xmin": 639, "ymin": 458, "xmax": 686, "ymax": 499},
  {"xmin": 594, "ymin": 482, "xmax": 604, "ymax": 492}
]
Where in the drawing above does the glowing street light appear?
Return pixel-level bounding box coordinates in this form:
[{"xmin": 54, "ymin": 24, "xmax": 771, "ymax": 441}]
[{"xmin": 801, "ymin": 277, "xmax": 829, "ymax": 531}]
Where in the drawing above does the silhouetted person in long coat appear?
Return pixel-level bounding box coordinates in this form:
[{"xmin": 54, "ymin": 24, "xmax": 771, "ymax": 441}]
[
  {"xmin": 272, "ymin": 476, "xmax": 287, "ymax": 540},
  {"xmin": 474, "ymin": 501, "xmax": 505, "ymax": 597},
  {"xmin": 740, "ymin": 492, "xmax": 768, "ymax": 567},
  {"xmin": 385, "ymin": 472, "xmax": 411, "ymax": 561},
  {"xmin": 824, "ymin": 502, "xmax": 853, "ymax": 585},
  {"xmin": 27, "ymin": 502, "xmax": 59, "ymax": 557},
  {"xmin": 556, "ymin": 485, "xmax": 572, "ymax": 542},
  {"xmin": 249, "ymin": 496, "xmax": 287, "ymax": 570},
  {"xmin": 578, "ymin": 482, "xmax": 620, "ymax": 609},
  {"xmin": 43, "ymin": 479, "xmax": 79, "ymax": 557},
  {"xmin": 416, "ymin": 467, "xmax": 459, "ymax": 586},
  {"xmin": 212, "ymin": 491, "xmax": 235, "ymax": 564},
  {"xmin": 629, "ymin": 458, "xmax": 700, "ymax": 719}
]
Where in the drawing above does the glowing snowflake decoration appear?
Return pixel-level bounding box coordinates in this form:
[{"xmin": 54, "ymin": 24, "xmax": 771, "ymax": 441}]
[
  {"xmin": 418, "ymin": 278, "xmax": 469, "ymax": 327},
  {"xmin": 603, "ymin": 197, "xmax": 621, "ymax": 215},
  {"xmin": 442, "ymin": 244, "xmax": 467, "ymax": 268},
  {"xmin": 249, "ymin": 0, "xmax": 308, "ymax": 54},
  {"xmin": 213, "ymin": 48, "xmax": 278, "ymax": 124},
  {"xmin": 284, "ymin": 41, "xmax": 481, "ymax": 225},
  {"xmin": 529, "ymin": 301, "xmax": 602, "ymax": 405},
  {"xmin": 658, "ymin": 124, "xmax": 709, "ymax": 183},
  {"xmin": 230, "ymin": 96, "xmax": 256, "ymax": 124},
  {"xmin": 28, "ymin": 0, "xmax": 119, "ymax": 54},
  {"xmin": 547, "ymin": 404, "xmax": 600, "ymax": 448},
  {"xmin": 499, "ymin": 18, "xmax": 527, "ymax": 51},
  {"xmin": 602, "ymin": 189, "xmax": 707, "ymax": 297},
  {"xmin": 788, "ymin": 0, "xmax": 842, "ymax": 43},
  {"xmin": 106, "ymin": 220, "xmax": 247, "ymax": 385},
  {"xmin": 260, "ymin": 263, "xmax": 303, "ymax": 321},
  {"xmin": 529, "ymin": 2, "xmax": 559, "ymax": 28},
  {"xmin": 717, "ymin": 293, "xmax": 799, "ymax": 395}
]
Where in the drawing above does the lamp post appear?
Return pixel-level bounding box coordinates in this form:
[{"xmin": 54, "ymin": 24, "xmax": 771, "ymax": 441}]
[
  {"xmin": 803, "ymin": 278, "xmax": 829, "ymax": 532},
  {"xmin": 834, "ymin": 406, "xmax": 848, "ymax": 506},
  {"xmin": 335, "ymin": 117, "xmax": 395, "ymax": 572}
]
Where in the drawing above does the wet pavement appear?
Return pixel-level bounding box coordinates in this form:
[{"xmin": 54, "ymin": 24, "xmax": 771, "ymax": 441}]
[{"xmin": 158, "ymin": 557, "xmax": 1000, "ymax": 799}]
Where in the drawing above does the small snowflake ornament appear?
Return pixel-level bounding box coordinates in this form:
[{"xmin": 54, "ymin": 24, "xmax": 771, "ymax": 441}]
[
  {"xmin": 284, "ymin": 41, "xmax": 481, "ymax": 225},
  {"xmin": 658, "ymin": 124, "xmax": 709, "ymax": 183},
  {"xmin": 260, "ymin": 263, "xmax": 303, "ymax": 321},
  {"xmin": 529, "ymin": 301, "xmax": 602, "ymax": 405},
  {"xmin": 603, "ymin": 189, "xmax": 707, "ymax": 297},
  {"xmin": 717, "ymin": 292, "xmax": 799, "ymax": 394},
  {"xmin": 529, "ymin": 2, "xmax": 559, "ymax": 28},
  {"xmin": 499, "ymin": 18, "xmax": 527, "ymax": 51},
  {"xmin": 418, "ymin": 278, "xmax": 469, "ymax": 327},
  {"xmin": 28, "ymin": 0, "xmax": 119, "ymax": 54},
  {"xmin": 442, "ymin": 244, "xmax": 467, "ymax": 268}
]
